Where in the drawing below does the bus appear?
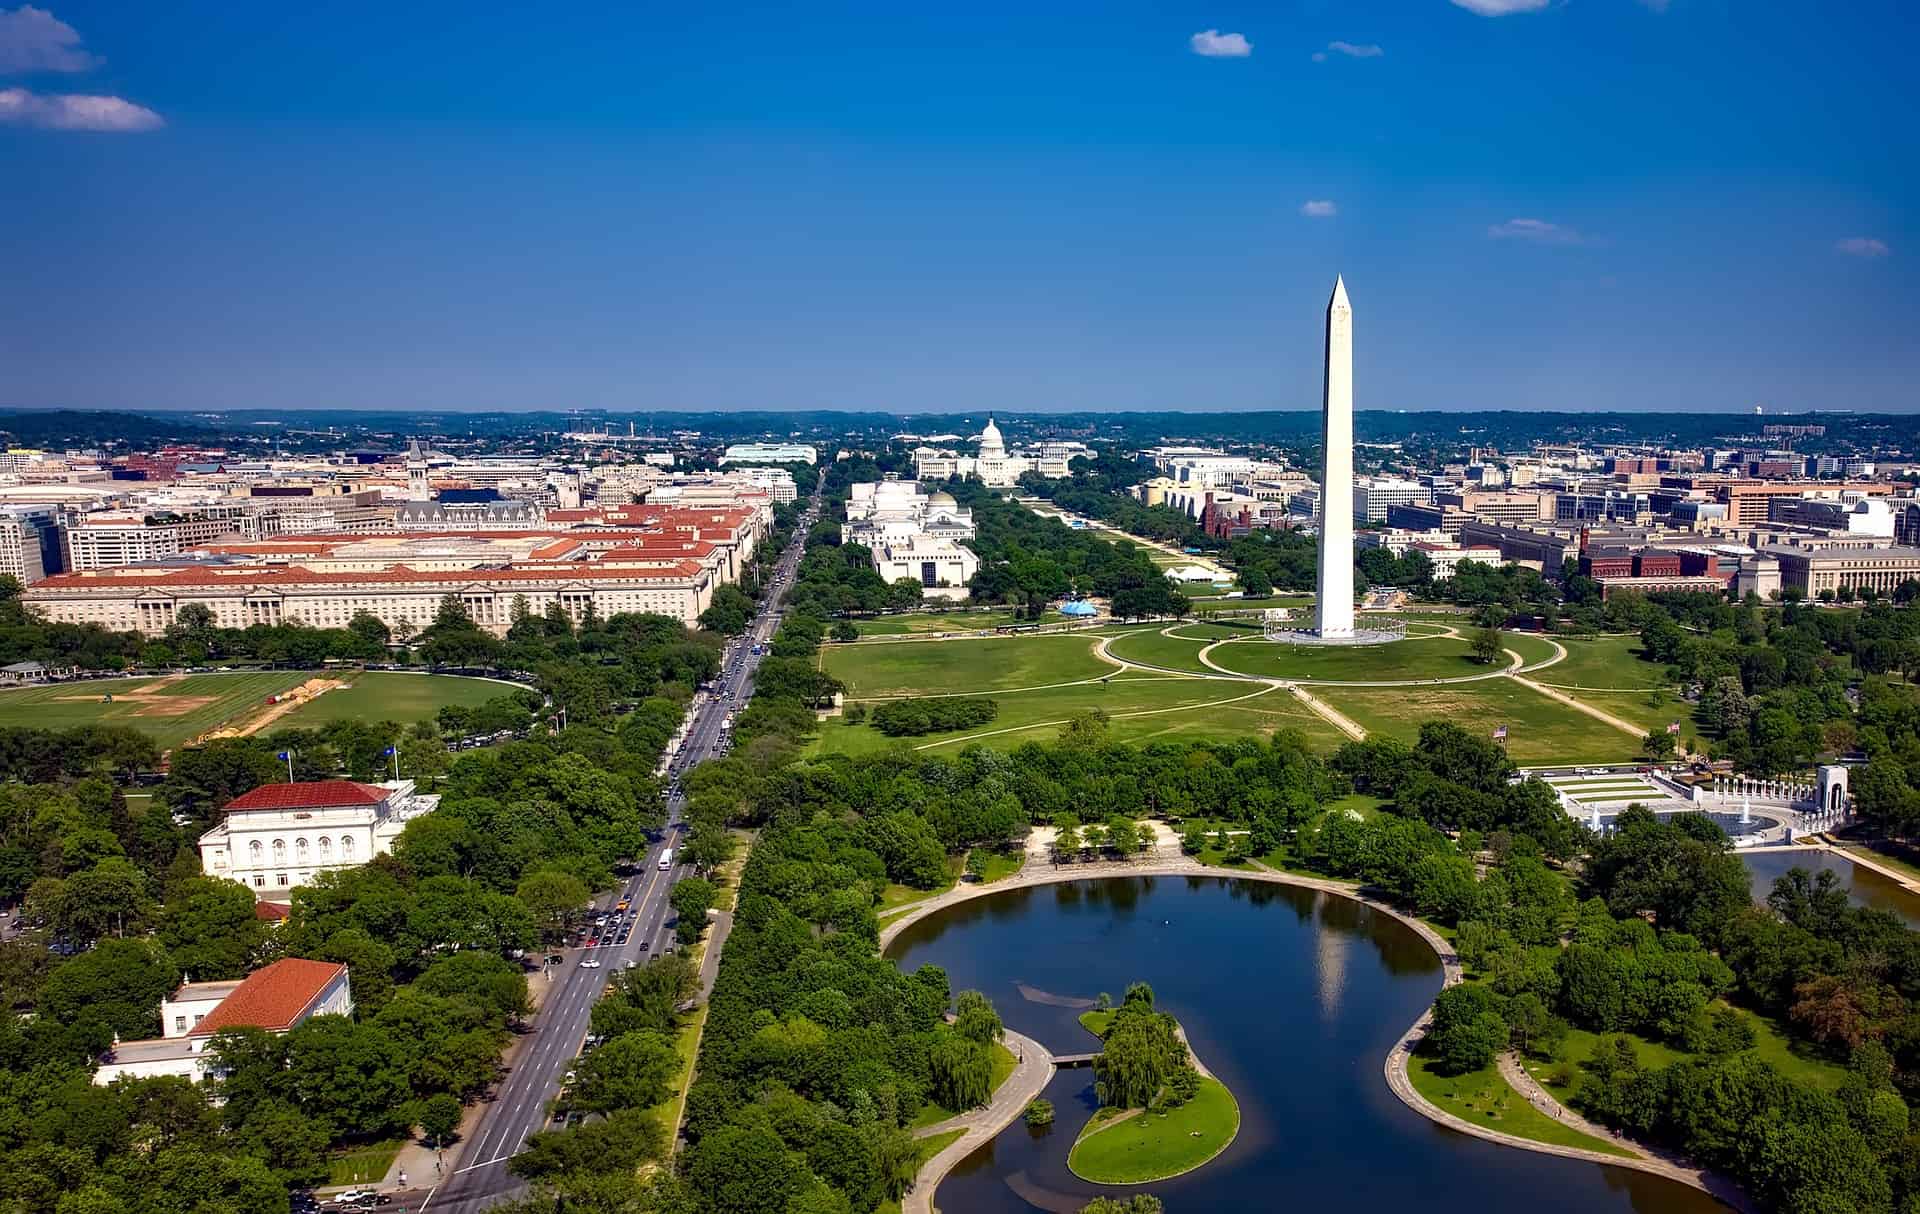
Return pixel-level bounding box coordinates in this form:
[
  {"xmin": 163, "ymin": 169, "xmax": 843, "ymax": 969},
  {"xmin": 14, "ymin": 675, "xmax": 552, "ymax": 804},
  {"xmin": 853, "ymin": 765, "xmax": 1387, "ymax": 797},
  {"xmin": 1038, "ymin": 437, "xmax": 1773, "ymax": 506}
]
[{"xmin": 658, "ymin": 848, "xmax": 674, "ymax": 871}]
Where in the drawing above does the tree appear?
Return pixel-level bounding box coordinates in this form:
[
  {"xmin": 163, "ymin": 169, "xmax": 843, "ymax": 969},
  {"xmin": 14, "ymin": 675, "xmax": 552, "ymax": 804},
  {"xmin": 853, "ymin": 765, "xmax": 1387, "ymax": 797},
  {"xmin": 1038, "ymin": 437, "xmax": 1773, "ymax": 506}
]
[
  {"xmin": 953, "ymin": 990, "xmax": 1003, "ymax": 1044},
  {"xmin": 1641, "ymin": 729, "xmax": 1677, "ymax": 761},
  {"xmin": 1427, "ymin": 984, "xmax": 1507, "ymax": 1075},
  {"xmin": 418, "ymin": 1092, "xmax": 461, "ymax": 1148},
  {"xmin": 573, "ymin": 1029, "xmax": 679, "ymax": 1113},
  {"xmin": 669, "ymin": 876, "xmax": 717, "ymax": 945},
  {"xmin": 283, "ymin": 1016, "xmax": 412, "ymax": 1138},
  {"xmin": 928, "ymin": 1034, "xmax": 992, "ymax": 1110},
  {"xmin": 516, "ymin": 868, "xmax": 591, "ymax": 941},
  {"xmin": 687, "ymin": 1123, "xmax": 801, "ymax": 1214},
  {"xmin": 1081, "ymin": 1197, "xmax": 1164, "ymax": 1214},
  {"xmin": 1471, "ymin": 626, "xmax": 1504, "ymax": 665},
  {"xmin": 158, "ymin": 876, "xmax": 264, "ymax": 981},
  {"xmin": 38, "ymin": 937, "xmax": 178, "ymax": 1041},
  {"xmin": 347, "ymin": 611, "xmax": 391, "ymax": 649}
]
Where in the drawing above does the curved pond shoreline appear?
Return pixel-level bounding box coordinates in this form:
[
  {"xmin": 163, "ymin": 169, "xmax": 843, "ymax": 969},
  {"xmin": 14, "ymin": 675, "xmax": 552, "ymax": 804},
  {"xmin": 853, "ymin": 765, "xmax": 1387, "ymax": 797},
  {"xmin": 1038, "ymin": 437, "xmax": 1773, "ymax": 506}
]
[{"xmin": 880, "ymin": 854, "xmax": 1751, "ymax": 1214}]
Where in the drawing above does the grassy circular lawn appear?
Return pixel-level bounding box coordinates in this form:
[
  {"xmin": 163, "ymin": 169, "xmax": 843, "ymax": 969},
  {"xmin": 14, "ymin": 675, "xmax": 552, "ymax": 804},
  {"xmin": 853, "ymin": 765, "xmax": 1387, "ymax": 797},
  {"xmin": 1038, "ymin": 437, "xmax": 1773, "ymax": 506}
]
[
  {"xmin": 1206, "ymin": 632, "xmax": 1498, "ymax": 683},
  {"xmin": 1066, "ymin": 1074, "xmax": 1240, "ymax": 1184}
]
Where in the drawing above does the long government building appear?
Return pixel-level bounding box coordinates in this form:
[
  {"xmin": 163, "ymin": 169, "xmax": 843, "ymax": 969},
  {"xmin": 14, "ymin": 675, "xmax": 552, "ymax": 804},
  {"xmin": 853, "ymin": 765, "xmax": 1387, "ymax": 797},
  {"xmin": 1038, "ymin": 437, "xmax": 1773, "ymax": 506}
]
[{"xmin": 21, "ymin": 501, "xmax": 767, "ymax": 635}]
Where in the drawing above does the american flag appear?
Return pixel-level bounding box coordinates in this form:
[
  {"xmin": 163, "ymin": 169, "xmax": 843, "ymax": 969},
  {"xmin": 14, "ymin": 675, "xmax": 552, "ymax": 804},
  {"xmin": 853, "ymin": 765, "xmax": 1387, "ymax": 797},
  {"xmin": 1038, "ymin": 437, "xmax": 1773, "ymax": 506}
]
[
  {"xmin": 1492, "ymin": 724, "xmax": 1508, "ymax": 740},
  {"xmin": 1666, "ymin": 721, "xmax": 1681, "ymax": 735}
]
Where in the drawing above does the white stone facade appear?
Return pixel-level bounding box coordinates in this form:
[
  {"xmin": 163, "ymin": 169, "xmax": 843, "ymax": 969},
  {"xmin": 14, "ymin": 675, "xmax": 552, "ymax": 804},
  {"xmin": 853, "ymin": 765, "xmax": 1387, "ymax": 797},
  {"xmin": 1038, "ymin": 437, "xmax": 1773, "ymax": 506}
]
[{"xmin": 199, "ymin": 780, "xmax": 438, "ymax": 895}]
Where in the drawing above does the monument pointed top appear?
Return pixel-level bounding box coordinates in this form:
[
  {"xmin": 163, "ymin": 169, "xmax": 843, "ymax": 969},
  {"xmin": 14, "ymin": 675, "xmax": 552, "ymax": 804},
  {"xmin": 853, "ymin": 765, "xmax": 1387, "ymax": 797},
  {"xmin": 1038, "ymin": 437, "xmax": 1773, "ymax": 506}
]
[{"xmin": 1330, "ymin": 276, "xmax": 1349, "ymax": 309}]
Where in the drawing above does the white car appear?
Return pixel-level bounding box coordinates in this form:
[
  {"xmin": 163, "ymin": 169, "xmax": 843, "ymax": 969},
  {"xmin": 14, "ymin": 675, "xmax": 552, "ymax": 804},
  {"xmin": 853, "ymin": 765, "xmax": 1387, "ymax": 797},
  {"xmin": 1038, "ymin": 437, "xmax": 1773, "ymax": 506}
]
[{"xmin": 580, "ymin": 958, "xmax": 602, "ymax": 969}]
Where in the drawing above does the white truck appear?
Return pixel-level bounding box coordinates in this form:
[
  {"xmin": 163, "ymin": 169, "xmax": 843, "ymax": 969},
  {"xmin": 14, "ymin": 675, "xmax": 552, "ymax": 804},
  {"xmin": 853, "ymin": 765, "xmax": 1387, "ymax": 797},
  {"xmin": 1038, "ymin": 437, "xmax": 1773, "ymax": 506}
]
[{"xmin": 658, "ymin": 848, "xmax": 674, "ymax": 871}]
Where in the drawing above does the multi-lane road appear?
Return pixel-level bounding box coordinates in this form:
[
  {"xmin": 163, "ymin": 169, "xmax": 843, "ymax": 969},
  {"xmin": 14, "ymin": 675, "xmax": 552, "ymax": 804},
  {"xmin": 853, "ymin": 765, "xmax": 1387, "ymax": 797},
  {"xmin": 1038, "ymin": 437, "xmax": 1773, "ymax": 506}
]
[{"xmin": 416, "ymin": 491, "xmax": 819, "ymax": 1213}]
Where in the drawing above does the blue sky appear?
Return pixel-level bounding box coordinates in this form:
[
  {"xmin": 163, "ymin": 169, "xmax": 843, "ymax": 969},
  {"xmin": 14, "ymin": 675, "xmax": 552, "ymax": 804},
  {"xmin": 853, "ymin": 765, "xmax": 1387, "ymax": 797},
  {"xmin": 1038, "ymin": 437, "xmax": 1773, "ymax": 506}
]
[{"xmin": 1, "ymin": 1, "xmax": 1913, "ymax": 414}]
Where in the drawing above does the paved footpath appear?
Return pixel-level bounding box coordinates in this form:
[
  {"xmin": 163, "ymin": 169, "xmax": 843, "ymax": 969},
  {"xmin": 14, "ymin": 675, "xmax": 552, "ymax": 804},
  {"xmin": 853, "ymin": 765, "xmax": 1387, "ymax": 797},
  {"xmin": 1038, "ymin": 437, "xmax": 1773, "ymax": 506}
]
[{"xmin": 902, "ymin": 1027, "xmax": 1053, "ymax": 1214}]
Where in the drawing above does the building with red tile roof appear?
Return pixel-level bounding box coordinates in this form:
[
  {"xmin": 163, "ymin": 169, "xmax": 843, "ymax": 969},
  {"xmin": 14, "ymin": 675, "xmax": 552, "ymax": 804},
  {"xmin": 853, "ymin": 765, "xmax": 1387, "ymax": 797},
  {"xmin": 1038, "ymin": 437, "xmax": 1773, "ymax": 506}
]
[
  {"xmin": 93, "ymin": 958, "xmax": 352, "ymax": 1086},
  {"xmin": 22, "ymin": 499, "xmax": 767, "ymax": 635},
  {"xmin": 201, "ymin": 779, "xmax": 439, "ymax": 895}
]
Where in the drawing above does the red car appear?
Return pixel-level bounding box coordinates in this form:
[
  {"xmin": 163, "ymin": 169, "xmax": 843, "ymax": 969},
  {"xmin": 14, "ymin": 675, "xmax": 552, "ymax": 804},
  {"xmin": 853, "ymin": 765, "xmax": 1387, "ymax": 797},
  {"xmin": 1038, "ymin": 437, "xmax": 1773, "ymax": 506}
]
[{"xmin": 585, "ymin": 937, "xmax": 599, "ymax": 948}]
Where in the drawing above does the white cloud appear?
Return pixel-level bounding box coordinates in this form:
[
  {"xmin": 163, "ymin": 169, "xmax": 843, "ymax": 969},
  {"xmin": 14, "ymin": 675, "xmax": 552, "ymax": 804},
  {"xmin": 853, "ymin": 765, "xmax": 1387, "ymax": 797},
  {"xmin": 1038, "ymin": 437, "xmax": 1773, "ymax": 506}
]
[
  {"xmin": 1300, "ymin": 200, "xmax": 1338, "ymax": 218},
  {"xmin": 1322, "ymin": 41, "xmax": 1383, "ymax": 59},
  {"xmin": 1190, "ymin": 29, "xmax": 1252, "ymax": 58},
  {"xmin": 0, "ymin": 5, "xmax": 96, "ymax": 73},
  {"xmin": 1488, "ymin": 217, "xmax": 1583, "ymax": 244},
  {"xmin": 1836, "ymin": 237, "xmax": 1891, "ymax": 258},
  {"xmin": 1450, "ymin": 0, "xmax": 1552, "ymax": 15},
  {"xmin": 0, "ymin": 86, "xmax": 162, "ymax": 130}
]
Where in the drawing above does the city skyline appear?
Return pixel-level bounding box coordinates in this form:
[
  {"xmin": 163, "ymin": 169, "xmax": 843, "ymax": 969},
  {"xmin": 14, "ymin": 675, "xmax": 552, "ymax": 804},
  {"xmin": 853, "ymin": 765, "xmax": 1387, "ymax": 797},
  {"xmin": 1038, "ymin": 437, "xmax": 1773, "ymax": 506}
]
[{"xmin": 2, "ymin": 1, "xmax": 1915, "ymax": 413}]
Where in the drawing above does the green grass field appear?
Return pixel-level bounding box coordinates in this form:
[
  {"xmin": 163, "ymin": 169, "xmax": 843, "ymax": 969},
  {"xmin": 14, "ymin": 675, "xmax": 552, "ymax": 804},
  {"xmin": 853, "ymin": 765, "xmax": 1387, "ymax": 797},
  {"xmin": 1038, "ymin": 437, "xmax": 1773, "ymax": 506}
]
[
  {"xmin": 1539, "ymin": 634, "xmax": 1677, "ymax": 690},
  {"xmin": 326, "ymin": 1139, "xmax": 404, "ymax": 1186},
  {"xmin": 966, "ymin": 847, "xmax": 1024, "ymax": 883},
  {"xmin": 822, "ymin": 634, "xmax": 1116, "ymax": 697},
  {"xmin": 815, "ymin": 677, "xmax": 1345, "ymax": 755},
  {"xmin": 1067, "ymin": 1074, "xmax": 1239, "ymax": 1183},
  {"xmin": 1189, "ymin": 595, "xmax": 1314, "ymax": 614},
  {"xmin": 1565, "ymin": 688, "xmax": 1693, "ymax": 740},
  {"xmin": 1500, "ymin": 632, "xmax": 1564, "ymax": 669},
  {"xmin": 1319, "ymin": 681, "xmax": 1643, "ymax": 764},
  {"xmin": 1103, "ymin": 628, "xmax": 1230, "ymax": 674},
  {"xmin": 0, "ymin": 670, "xmax": 312, "ymax": 749},
  {"xmin": 270, "ymin": 672, "xmax": 510, "ymax": 730},
  {"xmin": 850, "ymin": 610, "xmax": 1023, "ymax": 636},
  {"xmin": 1205, "ymin": 632, "xmax": 1496, "ymax": 683},
  {"xmin": 1407, "ymin": 1055, "xmax": 1632, "ymax": 1158}
]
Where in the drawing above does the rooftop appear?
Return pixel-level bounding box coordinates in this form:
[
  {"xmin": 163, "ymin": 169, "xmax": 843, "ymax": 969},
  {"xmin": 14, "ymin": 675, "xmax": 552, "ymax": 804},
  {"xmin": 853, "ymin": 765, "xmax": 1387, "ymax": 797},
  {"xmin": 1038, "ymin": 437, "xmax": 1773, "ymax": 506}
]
[
  {"xmin": 225, "ymin": 780, "xmax": 388, "ymax": 812},
  {"xmin": 187, "ymin": 958, "xmax": 348, "ymax": 1036}
]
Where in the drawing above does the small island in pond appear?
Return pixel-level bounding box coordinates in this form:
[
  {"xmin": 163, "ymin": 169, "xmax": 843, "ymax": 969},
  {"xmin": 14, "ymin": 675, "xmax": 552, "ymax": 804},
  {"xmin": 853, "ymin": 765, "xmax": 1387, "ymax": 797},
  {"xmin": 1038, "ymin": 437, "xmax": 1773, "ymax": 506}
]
[{"xmin": 1067, "ymin": 982, "xmax": 1241, "ymax": 1184}]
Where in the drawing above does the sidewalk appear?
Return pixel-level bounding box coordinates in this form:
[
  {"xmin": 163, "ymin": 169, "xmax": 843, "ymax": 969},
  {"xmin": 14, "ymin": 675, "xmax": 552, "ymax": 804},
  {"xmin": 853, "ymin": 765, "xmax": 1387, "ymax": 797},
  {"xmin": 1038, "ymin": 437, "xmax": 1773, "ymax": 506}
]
[{"xmin": 902, "ymin": 1028, "xmax": 1054, "ymax": 1214}]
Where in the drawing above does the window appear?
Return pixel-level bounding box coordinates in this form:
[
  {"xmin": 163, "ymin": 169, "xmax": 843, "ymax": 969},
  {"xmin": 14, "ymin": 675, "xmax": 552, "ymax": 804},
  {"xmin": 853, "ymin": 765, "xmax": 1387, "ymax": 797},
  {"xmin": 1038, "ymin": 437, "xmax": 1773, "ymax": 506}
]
[
  {"xmin": 341, "ymin": 836, "xmax": 355, "ymax": 857},
  {"xmin": 253, "ymin": 875, "xmax": 264, "ymax": 888},
  {"xmin": 295, "ymin": 837, "xmax": 309, "ymax": 862},
  {"xmin": 249, "ymin": 840, "xmax": 263, "ymax": 862},
  {"xmin": 174, "ymin": 1016, "xmax": 186, "ymax": 1033},
  {"xmin": 319, "ymin": 837, "xmax": 332, "ymax": 859},
  {"xmin": 272, "ymin": 839, "xmax": 286, "ymax": 861},
  {"xmin": 276, "ymin": 872, "xmax": 287, "ymax": 887}
]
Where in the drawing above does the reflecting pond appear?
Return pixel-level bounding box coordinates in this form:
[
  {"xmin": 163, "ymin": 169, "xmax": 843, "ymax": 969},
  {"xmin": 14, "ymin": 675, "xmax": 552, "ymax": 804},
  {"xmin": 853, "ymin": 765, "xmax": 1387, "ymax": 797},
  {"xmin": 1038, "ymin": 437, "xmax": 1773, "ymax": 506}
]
[
  {"xmin": 888, "ymin": 876, "xmax": 1728, "ymax": 1214},
  {"xmin": 1741, "ymin": 848, "xmax": 1920, "ymax": 926}
]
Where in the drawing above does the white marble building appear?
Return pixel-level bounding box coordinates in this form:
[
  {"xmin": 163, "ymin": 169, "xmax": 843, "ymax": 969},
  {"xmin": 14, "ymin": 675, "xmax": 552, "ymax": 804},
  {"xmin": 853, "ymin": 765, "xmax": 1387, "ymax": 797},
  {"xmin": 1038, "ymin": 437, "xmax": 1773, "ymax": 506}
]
[
  {"xmin": 199, "ymin": 779, "xmax": 438, "ymax": 895},
  {"xmin": 911, "ymin": 419, "xmax": 1085, "ymax": 488}
]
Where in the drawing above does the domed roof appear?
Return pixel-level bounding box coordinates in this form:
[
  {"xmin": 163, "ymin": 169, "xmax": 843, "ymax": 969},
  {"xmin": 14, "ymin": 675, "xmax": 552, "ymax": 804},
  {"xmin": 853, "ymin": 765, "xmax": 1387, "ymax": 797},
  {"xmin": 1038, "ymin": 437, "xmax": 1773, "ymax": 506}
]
[
  {"xmin": 979, "ymin": 416, "xmax": 1005, "ymax": 449},
  {"xmin": 928, "ymin": 491, "xmax": 957, "ymax": 506}
]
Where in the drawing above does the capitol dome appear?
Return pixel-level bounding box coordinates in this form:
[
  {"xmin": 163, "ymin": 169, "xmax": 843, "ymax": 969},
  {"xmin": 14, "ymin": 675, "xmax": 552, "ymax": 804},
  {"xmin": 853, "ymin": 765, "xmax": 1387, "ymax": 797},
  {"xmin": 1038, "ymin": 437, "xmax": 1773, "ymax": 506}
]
[
  {"xmin": 928, "ymin": 490, "xmax": 958, "ymax": 507},
  {"xmin": 978, "ymin": 416, "xmax": 1006, "ymax": 454}
]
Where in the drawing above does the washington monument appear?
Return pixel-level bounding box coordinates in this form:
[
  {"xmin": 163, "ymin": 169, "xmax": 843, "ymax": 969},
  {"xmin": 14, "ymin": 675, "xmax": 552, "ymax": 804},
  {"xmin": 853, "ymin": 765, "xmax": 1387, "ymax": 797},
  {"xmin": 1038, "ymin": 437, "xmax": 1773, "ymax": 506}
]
[{"xmin": 1315, "ymin": 277, "xmax": 1355, "ymax": 637}]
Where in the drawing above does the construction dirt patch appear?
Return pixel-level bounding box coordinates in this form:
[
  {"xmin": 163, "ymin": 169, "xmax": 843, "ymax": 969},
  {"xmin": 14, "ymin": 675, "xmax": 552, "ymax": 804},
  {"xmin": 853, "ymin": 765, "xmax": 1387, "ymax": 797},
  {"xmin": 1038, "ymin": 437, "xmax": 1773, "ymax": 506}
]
[
  {"xmin": 53, "ymin": 675, "xmax": 220, "ymax": 718},
  {"xmin": 197, "ymin": 677, "xmax": 347, "ymax": 742}
]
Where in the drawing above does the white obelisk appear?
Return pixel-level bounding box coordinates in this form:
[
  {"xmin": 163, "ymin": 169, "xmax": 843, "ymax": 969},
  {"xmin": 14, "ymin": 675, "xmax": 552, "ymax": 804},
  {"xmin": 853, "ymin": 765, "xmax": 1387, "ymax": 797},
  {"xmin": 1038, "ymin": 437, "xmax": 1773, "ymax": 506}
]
[{"xmin": 1315, "ymin": 277, "xmax": 1356, "ymax": 637}]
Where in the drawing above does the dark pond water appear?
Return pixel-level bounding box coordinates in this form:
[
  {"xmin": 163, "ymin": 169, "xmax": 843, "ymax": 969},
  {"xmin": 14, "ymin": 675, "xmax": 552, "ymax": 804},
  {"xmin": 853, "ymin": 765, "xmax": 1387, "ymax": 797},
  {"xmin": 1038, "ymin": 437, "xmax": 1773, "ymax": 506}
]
[
  {"xmin": 888, "ymin": 876, "xmax": 1728, "ymax": 1214},
  {"xmin": 1741, "ymin": 848, "xmax": 1920, "ymax": 926}
]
